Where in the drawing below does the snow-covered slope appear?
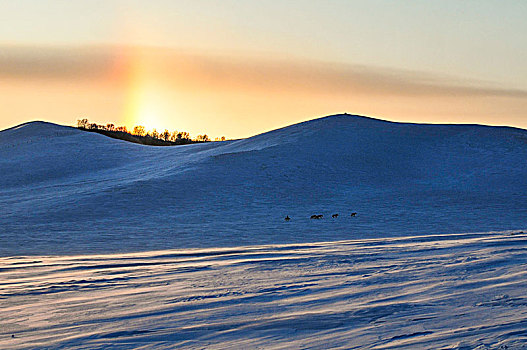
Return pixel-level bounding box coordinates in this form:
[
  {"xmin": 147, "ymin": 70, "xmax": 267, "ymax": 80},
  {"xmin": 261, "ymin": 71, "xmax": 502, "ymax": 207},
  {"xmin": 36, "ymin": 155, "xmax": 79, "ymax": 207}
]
[
  {"xmin": 2, "ymin": 115, "xmax": 527, "ymax": 349},
  {"xmin": 1, "ymin": 114, "xmax": 526, "ymax": 255},
  {"xmin": 3, "ymin": 231, "xmax": 527, "ymax": 349}
]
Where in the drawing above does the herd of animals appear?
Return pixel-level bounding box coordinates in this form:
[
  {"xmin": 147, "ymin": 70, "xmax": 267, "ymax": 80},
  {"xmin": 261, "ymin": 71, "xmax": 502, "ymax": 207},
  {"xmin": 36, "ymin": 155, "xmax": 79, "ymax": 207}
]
[{"xmin": 284, "ymin": 213, "xmax": 357, "ymax": 221}]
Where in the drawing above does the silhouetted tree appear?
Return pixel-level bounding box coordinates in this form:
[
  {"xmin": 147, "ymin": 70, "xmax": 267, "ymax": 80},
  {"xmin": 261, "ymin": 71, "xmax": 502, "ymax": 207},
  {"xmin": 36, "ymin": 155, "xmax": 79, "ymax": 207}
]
[
  {"xmin": 133, "ymin": 125, "xmax": 146, "ymax": 136},
  {"xmin": 162, "ymin": 129, "xmax": 170, "ymax": 141},
  {"xmin": 75, "ymin": 118, "xmax": 203, "ymax": 146},
  {"xmin": 77, "ymin": 118, "xmax": 89, "ymax": 129},
  {"xmin": 196, "ymin": 134, "xmax": 210, "ymax": 142}
]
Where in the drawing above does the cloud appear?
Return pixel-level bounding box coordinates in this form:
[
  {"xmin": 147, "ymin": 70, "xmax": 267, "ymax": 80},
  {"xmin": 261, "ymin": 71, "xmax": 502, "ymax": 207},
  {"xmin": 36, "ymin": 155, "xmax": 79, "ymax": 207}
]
[
  {"xmin": 0, "ymin": 46, "xmax": 116, "ymax": 81},
  {"xmin": 178, "ymin": 54, "xmax": 527, "ymax": 99},
  {"xmin": 1, "ymin": 45, "xmax": 526, "ymax": 100}
]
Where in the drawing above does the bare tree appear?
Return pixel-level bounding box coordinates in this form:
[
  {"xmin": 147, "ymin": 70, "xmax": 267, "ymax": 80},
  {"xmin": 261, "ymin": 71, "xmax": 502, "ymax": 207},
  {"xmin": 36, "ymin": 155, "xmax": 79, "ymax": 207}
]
[
  {"xmin": 162, "ymin": 129, "xmax": 171, "ymax": 141},
  {"xmin": 77, "ymin": 118, "xmax": 89, "ymax": 129},
  {"xmin": 76, "ymin": 118, "xmax": 206, "ymax": 146},
  {"xmin": 196, "ymin": 134, "xmax": 210, "ymax": 142},
  {"xmin": 133, "ymin": 125, "xmax": 146, "ymax": 136}
]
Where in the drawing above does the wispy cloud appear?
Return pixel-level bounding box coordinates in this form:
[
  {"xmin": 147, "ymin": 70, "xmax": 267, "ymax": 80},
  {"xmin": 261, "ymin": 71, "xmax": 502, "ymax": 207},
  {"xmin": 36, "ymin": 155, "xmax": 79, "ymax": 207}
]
[
  {"xmin": 1, "ymin": 45, "xmax": 526, "ymax": 99},
  {"xmin": 1, "ymin": 45, "xmax": 526, "ymax": 136},
  {"xmin": 0, "ymin": 46, "xmax": 115, "ymax": 80}
]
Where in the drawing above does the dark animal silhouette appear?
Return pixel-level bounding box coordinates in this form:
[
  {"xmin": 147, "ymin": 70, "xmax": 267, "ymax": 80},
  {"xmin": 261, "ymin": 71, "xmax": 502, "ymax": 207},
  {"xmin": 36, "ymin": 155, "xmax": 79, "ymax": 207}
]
[
  {"xmin": 284, "ymin": 215, "xmax": 291, "ymax": 221},
  {"xmin": 350, "ymin": 212, "xmax": 357, "ymax": 217},
  {"xmin": 311, "ymin": 214, "xmax": 323, "ymax": 219},
  {"xmin": 332, "ymin": 214, "xmax": 339, "ymax": 218}
]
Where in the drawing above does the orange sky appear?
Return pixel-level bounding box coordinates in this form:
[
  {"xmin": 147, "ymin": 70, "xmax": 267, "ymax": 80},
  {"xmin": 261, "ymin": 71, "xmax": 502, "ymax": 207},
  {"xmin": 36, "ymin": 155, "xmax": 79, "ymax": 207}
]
[
  {"xmin": 1, "ymin": 45, "xmax": 526, "ymax": 138},
  {"xmin": 1, "ymin": 2, "xmax": 526, "ymax": 138}
]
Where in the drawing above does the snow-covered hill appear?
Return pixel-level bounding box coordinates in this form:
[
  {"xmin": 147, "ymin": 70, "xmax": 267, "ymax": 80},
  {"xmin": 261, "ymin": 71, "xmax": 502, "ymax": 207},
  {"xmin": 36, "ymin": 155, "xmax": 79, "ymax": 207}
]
[
  {"xmin": 1, "ymin": 114, "xmax": 526, "ymax": 255},
  {"xmin": 2, "ymin": 115, "xmax": 527, "ymax": 349}
]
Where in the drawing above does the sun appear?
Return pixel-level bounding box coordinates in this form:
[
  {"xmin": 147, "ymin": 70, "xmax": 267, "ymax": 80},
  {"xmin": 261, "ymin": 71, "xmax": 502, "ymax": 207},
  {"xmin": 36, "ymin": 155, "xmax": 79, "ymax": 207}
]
[
  {"xmin": 135, "ymin": 95, "xmax": 165, "ymax": 131},
  {"xmin": 121, "ymin": 47, "xmax": 168, "ymax": 133},
  {"xmin": 125, "ymin": 88, "xmax": 163, "ymax": 132}
]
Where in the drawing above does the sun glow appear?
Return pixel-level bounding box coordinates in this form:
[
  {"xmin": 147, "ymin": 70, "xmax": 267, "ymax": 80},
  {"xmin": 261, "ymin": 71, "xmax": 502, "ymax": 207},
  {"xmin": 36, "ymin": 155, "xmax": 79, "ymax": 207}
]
[
  {"xmin": 132, "ymin": 87, "xmax": 167, "ymax": 131},
  {"xmin": 121, "ymin": 47, "xmax": 167, "ymax": 132}
]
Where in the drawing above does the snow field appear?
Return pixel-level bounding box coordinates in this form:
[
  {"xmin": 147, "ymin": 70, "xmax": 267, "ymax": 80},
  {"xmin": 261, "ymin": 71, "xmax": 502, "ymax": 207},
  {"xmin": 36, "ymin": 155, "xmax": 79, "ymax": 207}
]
[{"xmin": 2, "ymin": 231, "xmax": 527, "ymax": 349}]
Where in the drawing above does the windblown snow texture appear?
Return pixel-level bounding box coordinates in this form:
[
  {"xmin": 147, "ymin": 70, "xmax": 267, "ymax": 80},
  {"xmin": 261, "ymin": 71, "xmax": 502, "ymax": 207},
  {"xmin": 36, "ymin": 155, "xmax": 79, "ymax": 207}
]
[
  {"xmin": 1, "ymin": 114, "xmax": 526, "ymax": 256},
  {"xmin": 2, "ymin": 232, "xmax": 527, "ymax": 349}
]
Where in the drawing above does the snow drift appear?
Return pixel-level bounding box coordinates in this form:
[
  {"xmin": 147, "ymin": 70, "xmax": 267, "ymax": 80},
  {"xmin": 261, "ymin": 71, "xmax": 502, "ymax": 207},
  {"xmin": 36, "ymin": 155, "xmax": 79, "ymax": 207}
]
[
  {"xmin": 1, "ymin": 114, "xmax": 526, "ymax": 255},
  {"xmin": 3, "ymin": 231, "xmax": 527, "ymax": 349}
]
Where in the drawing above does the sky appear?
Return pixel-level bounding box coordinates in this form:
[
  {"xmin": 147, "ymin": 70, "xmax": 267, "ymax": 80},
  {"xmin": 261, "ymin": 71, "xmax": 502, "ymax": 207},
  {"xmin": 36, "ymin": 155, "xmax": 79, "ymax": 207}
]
[{"xmin": 0, "ymin": 0, "xmax": 526, "ymax": 138}]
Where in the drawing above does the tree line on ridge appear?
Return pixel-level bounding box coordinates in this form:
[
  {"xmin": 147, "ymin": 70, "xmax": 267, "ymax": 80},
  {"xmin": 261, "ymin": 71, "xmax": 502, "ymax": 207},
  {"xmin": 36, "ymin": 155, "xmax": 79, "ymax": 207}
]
[{"xmin": 76, "ymin": 118, "xmax": 226, "ymax": 146}]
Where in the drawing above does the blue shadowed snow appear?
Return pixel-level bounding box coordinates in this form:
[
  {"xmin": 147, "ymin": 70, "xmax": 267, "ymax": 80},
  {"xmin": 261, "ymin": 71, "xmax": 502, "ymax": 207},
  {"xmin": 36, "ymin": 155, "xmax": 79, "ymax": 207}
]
[
  {"xmin": 1, "ymin": 114, "xmax": 526, "ymax": 256},
  {"xmin": 2, "ymin": 232, "xmax": 527, "ymax": 349}
]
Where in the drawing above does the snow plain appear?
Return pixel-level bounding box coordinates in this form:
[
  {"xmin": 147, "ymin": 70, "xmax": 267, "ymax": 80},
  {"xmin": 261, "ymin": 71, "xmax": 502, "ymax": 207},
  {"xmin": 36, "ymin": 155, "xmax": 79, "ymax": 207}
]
[
  {"xmin": 2, "ymin": 232, "xmax": 527, "ymax": 349},
  {"xmin": 1, "ymin": 114, "xmax": 527, "ymax": 349}
]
